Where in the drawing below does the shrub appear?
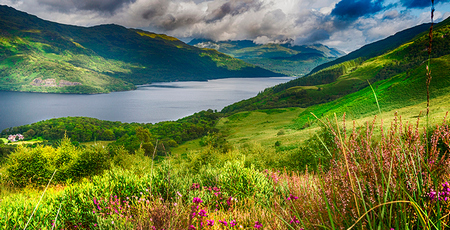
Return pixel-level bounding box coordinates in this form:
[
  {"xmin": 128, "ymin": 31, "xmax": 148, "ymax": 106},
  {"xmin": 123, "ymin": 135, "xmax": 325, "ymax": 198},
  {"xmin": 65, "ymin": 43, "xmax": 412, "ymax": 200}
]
[{"xmin": 5, "ymin": 136, "xmax": 110, "ymax": 187}]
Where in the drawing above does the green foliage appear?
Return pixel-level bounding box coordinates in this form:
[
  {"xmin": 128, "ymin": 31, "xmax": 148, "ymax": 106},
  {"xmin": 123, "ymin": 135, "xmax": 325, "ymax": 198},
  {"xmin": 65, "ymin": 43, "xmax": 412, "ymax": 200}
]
[
  {"xmin": 5, "ymin": 136, "xmax": 110, "ymax": 187},
  {"xmin": 0, "ymin": 143, "xmax": 15, "ymax": 165},
  {"xmin": 2, "ymin": 110, "xmax": 221, "ymax": 155},
  {"xmin": 281, "ymin": 125, "xmax": 337, "ymax": 172}
]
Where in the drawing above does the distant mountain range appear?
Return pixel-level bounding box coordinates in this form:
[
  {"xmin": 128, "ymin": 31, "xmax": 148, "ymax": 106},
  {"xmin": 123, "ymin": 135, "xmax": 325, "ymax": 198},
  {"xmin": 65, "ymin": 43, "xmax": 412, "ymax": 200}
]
[
  {"xmin": 222, "ymin": 17, "xmax": 450, "ymax": 116},
  {"xmin": 0, "ymin": 5, "xmax": 280, "ymax": 94},
  {"xmin": 188, "ymin": 39, "xmax": 346, "ymax": 76}
]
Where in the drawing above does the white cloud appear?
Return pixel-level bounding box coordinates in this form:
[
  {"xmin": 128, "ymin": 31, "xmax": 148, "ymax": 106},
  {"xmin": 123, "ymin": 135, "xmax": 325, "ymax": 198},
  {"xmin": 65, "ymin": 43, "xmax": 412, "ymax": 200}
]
[{"xmin": 0, "ymin": 0, "xmax": 447, "ymax": 52}]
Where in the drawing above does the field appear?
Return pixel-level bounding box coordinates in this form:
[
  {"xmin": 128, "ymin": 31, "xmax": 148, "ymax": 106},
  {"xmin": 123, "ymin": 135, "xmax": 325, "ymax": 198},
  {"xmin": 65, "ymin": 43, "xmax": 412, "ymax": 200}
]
[
  {"xmin": 1, "ymin": 9, "xmax": 449, "ymax": 230},
  {"xmin": 1, "ymin": 97, "xmax": 449, "ymax": 229}
]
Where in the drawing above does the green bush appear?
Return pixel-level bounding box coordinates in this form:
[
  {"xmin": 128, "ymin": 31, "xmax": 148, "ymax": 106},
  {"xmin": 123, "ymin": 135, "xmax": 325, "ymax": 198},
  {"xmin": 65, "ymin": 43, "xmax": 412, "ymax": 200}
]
[{"xmin": 5, "ymin": 137, "xmax": 110, "ymax": 187}]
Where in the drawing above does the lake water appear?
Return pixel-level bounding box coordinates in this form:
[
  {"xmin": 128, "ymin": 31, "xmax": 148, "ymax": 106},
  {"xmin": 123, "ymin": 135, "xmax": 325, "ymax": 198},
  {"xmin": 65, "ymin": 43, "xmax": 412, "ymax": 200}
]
[{"xmin": 0, "ymin": 77, "xmax": 292, "ymax": 131}]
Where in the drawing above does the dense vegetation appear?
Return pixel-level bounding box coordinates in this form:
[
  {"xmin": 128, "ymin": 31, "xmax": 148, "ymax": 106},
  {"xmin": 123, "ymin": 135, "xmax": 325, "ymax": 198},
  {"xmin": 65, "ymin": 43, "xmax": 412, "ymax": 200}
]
[
  {"xmin": 1, "ymin": 110, "xmax": 220, "ymax": 157},
  {"xmin": 0, "ymin": 5, "xmax": 280, "ymax": 94},
  {"xmin": 189, "ymin": 39, "xmax": 345, "ymax": 76},
  {"xmin": 1, "ymin": 112, "xmax": 449, "ymax": 229},
  {"xmin": 222, "ymin": 17, "xmax": 450, "ymax": 114}
]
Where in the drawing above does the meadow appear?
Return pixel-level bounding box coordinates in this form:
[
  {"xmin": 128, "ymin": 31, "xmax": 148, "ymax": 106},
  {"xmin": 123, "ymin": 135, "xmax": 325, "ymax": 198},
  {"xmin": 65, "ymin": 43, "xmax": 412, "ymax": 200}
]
[
  {"xmin": 1, "ymin": 103, "xmax": 449, "ymax": 229},
  {"xmin": 1, "ymin": 4, "xmax": 449, "ymax": 230}
]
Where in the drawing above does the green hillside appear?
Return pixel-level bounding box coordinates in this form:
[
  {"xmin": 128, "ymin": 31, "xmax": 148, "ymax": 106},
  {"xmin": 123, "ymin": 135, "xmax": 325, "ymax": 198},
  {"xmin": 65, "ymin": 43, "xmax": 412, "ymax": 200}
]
[
  {"xmin": 222, "ymin": 17, "xmax": 450, "ymax": 115},
  {"xmin": 0, "ymin": 5, "xmax": 280, "ymax": 94},
  {"xmin": 3, "ymin": 17, "xmax": 450, "ymax": 230},
  {"xmin": 189, "ymin": 39, "xmax": 345, "ymax": 76},
  {"xmin": 307, "ymin": 23, "xmax": 431, "ymax": 75}
]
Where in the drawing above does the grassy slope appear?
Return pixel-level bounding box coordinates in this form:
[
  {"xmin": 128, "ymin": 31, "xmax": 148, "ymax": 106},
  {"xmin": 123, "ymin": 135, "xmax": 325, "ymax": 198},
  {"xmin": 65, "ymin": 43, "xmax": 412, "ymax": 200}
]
[
  {"xmin": 222, "ymin": 17, "xmax": 450, "ymax": 114},
  {"xmin": 307, "ymin": 23, "xmax": 431, "ymax": 75},
  {"xmin": 174, "ymin": 19, "xmax": 450, "ymax": 153},
  {"xmin": 174, "ymin": 87, "xmax": 450, "ymax": 156},
  {"xmin": 0, "ymin": 5, "xmax": 280, "ymax": 94}
]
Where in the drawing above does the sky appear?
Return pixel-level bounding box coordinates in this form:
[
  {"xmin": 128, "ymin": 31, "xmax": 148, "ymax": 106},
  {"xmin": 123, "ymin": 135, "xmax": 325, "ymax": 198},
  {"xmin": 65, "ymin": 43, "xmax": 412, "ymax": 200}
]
[{"xmin": 1, "ymin": 0, "xmax": 450, "ymax": 52}]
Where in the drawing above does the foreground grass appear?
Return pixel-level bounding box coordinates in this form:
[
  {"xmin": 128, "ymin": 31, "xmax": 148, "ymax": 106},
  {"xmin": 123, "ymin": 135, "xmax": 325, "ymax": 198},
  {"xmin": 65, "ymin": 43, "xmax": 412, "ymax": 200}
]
[{"xmin": 1, "ymin": 112, "xmax": 449, "ymax": 229}]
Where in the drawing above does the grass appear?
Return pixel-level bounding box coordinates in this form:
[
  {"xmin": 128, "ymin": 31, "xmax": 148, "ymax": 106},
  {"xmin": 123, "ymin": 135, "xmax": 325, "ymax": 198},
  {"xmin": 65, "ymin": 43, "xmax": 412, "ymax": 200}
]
[
  {"xmin": 6, "ymin": 139, "xmax": 43, "ymax": 145},
  {"xmin": 1, "ymin": 7, "xmax": 449, "ymax": 229},
  {"xmin": 2, "ymin": 113, "xmax": 449, "ymax": 229},
  {"xmin": 0, "ymin": 138, "xmax": 7, "ymax": 144},
  {"xmin": 81, "ymin": 140, "xmax": 114, "ymax": 147}
]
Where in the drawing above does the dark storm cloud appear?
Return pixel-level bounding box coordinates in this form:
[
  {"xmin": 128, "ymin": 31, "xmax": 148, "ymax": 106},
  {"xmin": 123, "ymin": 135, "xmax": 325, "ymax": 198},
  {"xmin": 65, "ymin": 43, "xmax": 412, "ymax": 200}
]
[
  {"xmin": 298, "ymin": 29, "xmax": 331, "ymax": 44},
  {"xmin": 331, "ymin": 0, "xmax": 385, "ymax": 19},
  {"xmin": 158, "ymin": 13, "xmax": 202, "ymax": 31},
  {"xmin": 400, "ymin": 0, "xmax": 450, "ymax": 9},
  {"xmin": 37, "ymin": 0, "xmax": 136, "ymax": 14},
  {"xmin": 141, "ymin": 0, "xmax": 169, "ymax": 20},
  {"xmin": 205, "ymin": 0, "xmax": 263, "ymax": 23}
]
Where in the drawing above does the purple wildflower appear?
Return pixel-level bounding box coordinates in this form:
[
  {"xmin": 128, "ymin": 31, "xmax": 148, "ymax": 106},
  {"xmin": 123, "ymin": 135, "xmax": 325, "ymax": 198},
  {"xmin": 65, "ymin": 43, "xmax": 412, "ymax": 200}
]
[
  {"xmin": 198, "ymin": 209, "xmax": 207, "ymax": 217},
  {"xmin": 227, "ymin": 196, "xmax": 233, "ymax": 206},
  {"xmin": 193, "ymin": 197, "xmax": 203, "ymax": 204},
  {"xmin": 207, "ymin": 219, "xmax": 215, "ymax": 226},
  {"xmin": 230, "ymin": 219, "xmax": 237, "ymax": 227},
  {"xmin": 429, "ymin": 188, "xmax": 437, "ymax": 201},
  {"xmin": 287, "ymin": 194, "xmax": 299, "ymax": 201},
  {"xmin": 254, "ymin": 221, "xmax": 263, "ymax": 229},
  {"xmin": 290, "ymin": 216, "xmax": 300, "ymax": 224},
  {"xmin": 188, "ymin": 225, "xmax": 196, "ymax": 230},
  {"xmin": 191, "ymin": 183, "xmax": 201, "ymax": 190},
  {"xmin": 219, "ymin": 220, "xmax": 228, "ymax": 226}
]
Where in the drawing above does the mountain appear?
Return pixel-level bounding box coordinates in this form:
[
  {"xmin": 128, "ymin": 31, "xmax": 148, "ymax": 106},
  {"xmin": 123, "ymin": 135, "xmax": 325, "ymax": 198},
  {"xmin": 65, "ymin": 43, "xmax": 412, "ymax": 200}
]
[
  {"xmin": 307, "ymin": 23, "xmax": 431, "ymax": 75},
  {"xmin": 0, "ymin": 5, "xmax": 280, "ymax": 94},
  {"xmin": 188, "ymin": 39, "xmax": 346, "ymax": 76},
  {"xmin": 222, "ymin": 17, "xmax": 450, "ymax": 117}
]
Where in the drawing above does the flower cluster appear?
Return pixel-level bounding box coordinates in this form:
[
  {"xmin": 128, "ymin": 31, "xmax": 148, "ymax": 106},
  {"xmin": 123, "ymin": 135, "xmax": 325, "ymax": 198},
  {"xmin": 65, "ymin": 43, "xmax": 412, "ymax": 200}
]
[
  {"xmin": 189, "ymin": 197, "xmax": 216, "ymax": 229},
  {"xmin": 254, "ymin": 221, "xmax": 263, "ymax": 229},
  {"xmin": 191, "ymin": 183, "xmax": 201, "ymax": 190},
  {"xmin": 93, "ymin": 195, "xmax": 129, "ymax": 219},
  {"xmin": 429, "ymin": 182, "xmax": 450, "ymax": 202},
  {"xmin": 264, "ymin": 169, "xmax": 280, "ymax": 184},
  {"xmin": 287, "ymin": 194, "xmax": 299, "ymax": 201}
]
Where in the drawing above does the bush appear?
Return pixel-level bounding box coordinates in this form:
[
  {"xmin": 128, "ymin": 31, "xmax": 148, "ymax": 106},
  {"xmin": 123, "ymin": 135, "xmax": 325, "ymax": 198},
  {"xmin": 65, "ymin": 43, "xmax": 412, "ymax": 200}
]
[{"xmin": 5, "ymin": 136, "xmax": 110, "ymax": 187}]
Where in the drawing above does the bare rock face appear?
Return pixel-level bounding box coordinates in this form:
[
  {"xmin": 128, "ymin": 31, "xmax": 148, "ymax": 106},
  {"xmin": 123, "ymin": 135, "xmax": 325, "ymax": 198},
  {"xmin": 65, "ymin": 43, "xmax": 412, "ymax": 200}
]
[{"xmin": 30, "ymin": 78, "xmax": 82, "ymax": 87}]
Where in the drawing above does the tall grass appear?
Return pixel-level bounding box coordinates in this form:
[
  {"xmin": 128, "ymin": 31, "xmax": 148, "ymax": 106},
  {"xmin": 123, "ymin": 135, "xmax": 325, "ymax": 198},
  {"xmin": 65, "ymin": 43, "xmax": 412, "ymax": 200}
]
[{"xmin": 304, "ymin": 114, "xmax": 450, "ymax": 229}]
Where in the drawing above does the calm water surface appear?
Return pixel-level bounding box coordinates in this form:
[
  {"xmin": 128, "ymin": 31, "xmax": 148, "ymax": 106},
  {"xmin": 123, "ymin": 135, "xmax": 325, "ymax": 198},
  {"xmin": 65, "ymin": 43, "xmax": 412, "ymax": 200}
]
[{"xmin": 0, "ymin": 77, "xmax": 292, "ymax": 131}]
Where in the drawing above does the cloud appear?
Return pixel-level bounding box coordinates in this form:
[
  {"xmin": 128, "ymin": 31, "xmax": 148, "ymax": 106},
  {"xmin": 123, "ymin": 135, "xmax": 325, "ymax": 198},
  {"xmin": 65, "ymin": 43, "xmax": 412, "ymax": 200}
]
[
  {"xmin": 331, "ymin": 0, "xmax": 385, "ymax": 19},
  {"xmin": 400, "ymin": 0, "xmax": 450, "ymax": 9},
  {"xmin": 383, "ymin": 10, "xmax": 400, "ymax": 19},
  {"xmin": 298, "ymin": 29, "xmax": 330, "ymax": 44},
  {"xmin": 205, "ymin": 0, "xmax": 262, "ymax": 23},
  {"xmin": 37, "ymin": 0, "xmax": 137, "ymax": 14},
  {"xmin": 141, "ymin": 0, "xmax": 169, "ymax": 20},
  {"xmin": 1, "ymin": 0, "xmax": 447, "ymax": 52}
]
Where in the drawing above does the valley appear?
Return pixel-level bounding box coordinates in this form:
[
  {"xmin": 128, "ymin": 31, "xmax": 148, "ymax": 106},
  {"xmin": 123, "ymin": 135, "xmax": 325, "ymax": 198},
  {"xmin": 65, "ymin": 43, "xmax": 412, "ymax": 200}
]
[{"xmin": 1, "ymin": 3, "xmax": 450, "ymax": 230}]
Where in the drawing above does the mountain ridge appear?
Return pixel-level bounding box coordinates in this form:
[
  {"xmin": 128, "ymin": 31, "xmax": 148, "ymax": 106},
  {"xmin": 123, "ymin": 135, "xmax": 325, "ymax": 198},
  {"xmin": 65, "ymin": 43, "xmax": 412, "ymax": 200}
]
[
  {"xmin": 0, "ymin": 5, "xmax": 281, "ymax": 94},
  {"xmin": 222, "ymin": 17, "xmax": 450, "ymax": 116},
  {"xmin": 188, "ymin": 39, "xmax": 346, "ymax": 76}
]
